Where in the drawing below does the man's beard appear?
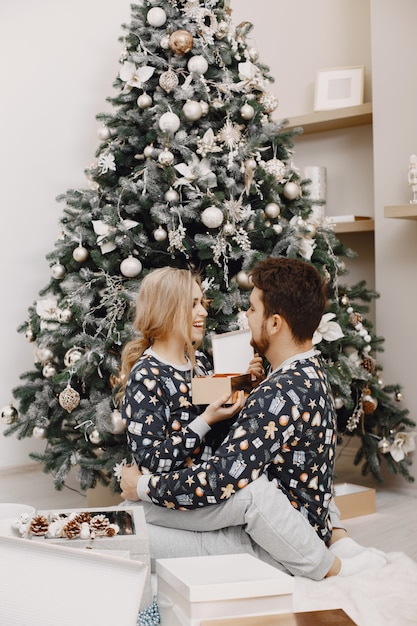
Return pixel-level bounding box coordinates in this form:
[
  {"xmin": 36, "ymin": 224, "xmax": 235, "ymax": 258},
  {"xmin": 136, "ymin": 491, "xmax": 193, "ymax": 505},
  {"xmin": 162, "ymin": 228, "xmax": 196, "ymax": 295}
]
[{"xmin": 250, "ymin": 322, "xmax": 270, "ymax": 357}]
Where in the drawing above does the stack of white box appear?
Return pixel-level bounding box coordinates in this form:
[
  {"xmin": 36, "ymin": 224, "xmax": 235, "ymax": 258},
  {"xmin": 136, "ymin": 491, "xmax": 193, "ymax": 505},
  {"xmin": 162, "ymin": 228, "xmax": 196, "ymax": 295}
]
[{"xmin": 156, "ymin": 553, "xmax": 294, "ymax": 626}]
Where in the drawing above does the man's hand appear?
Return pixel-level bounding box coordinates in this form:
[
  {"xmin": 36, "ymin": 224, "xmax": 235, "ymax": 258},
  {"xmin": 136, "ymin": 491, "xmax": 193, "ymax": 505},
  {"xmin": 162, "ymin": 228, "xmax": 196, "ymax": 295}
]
[
  {"xmin": 247, "ymin": 353, "xmax": 265, "ymax": 383},
  {"xmin": 120, "ymin": 463, "xmax": 143, "ymax": 501}
]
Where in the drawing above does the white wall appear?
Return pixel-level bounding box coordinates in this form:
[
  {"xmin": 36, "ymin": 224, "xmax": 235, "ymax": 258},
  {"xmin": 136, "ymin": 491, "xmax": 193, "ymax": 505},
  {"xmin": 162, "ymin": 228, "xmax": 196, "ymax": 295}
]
[
  {"xmin": 0, "ymin": 0, "xmax": 131, "ymax": 467},
  {"xmin": 371, "ymin": 0, "xmax": 417, "ymax": 487},
  {"xmin": 1, "ymin": 1, "xmax": 415, "ymax": 491}
]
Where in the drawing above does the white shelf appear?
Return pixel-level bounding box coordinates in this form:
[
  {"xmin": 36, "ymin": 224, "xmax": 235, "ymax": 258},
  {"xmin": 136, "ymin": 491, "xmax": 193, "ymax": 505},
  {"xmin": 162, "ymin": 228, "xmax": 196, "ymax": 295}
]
[{"xmin": 384, "ymin": 204, "xmax": 417, "ymax": 220}]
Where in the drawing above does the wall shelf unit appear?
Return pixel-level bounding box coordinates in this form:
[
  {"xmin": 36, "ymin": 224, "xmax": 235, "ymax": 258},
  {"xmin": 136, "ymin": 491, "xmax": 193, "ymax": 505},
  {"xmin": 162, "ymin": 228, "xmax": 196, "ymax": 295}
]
[
  {"xmin": 384, "ymin": 205, "xmax": 417, "ymax": 220},
  {"xmin": 285, "ymin": 102, "xmax": 372, "ymax": 135},
  {"xmin": 332, "ymin": 218, "xmax": 374, "ymax": 234}
]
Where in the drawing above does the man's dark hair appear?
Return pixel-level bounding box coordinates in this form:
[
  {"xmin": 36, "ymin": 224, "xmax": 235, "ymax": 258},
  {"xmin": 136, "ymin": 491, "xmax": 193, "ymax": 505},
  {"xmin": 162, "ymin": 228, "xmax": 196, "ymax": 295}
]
[{"xmin": 250, "ymin": 257, "xmax": 327, "ymax": 343}]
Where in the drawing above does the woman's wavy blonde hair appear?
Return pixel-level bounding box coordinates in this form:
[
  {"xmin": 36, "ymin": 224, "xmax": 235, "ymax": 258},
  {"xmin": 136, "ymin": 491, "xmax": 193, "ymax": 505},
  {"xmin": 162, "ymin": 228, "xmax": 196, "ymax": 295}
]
[{"xmin": 117, "ymin": 266, "xmax": 200, "ymax": 401}]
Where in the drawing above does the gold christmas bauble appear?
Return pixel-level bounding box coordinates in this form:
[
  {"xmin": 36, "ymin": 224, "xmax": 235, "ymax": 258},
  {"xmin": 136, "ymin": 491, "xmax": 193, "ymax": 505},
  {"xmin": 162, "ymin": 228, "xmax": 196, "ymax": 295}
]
[{"xmin": 169, "ymin": 30, "xmax": 194, "ymax": 55}]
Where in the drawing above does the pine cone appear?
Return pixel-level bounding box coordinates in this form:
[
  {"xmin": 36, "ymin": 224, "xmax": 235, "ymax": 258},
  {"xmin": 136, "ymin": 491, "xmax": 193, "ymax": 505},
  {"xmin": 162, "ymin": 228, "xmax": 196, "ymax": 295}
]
[
  {"xmin": 64, "ymin": 518, "xmax": 81, "ymax": 539},
  {"xmin": 90, "ymin": 514, "xmax": 110, "ymax": 535},
  {"xmin": 361, "ymin": 356, "xmax": 376, "ymax": 373},
  {"xmin": 349, "ymin": 312, "xmax": 362, "ymax": 327},
  {"xmin": 72, "ymin": 512, "xmax": 91, "ymax": 525},
  {"xmin": 30, "ymin": 514, "xmax": 49, "ymax": 536}
]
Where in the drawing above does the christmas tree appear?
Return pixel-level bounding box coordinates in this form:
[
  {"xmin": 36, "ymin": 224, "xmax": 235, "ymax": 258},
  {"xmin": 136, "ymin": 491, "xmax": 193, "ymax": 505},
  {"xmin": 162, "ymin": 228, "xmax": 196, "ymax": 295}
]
[{"xmin": 2, "ymin": 0, "xmax": 415, "ymax": 493}]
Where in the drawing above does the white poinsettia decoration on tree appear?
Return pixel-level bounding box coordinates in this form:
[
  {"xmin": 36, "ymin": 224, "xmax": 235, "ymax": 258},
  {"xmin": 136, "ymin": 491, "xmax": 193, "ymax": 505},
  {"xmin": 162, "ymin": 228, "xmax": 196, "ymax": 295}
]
[
  {"xmin": 313, "ymin": 313, "xmax": 344, "ymax": 345},
  {"xmin": 390, "ymin": 431, "xmax": 416, "ymax": 462}
]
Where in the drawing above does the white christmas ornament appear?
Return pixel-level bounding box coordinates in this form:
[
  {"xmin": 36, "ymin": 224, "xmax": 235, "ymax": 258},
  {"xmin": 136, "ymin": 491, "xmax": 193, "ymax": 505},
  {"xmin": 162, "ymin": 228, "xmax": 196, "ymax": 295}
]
[
  {"xmin": 201, "ymin": 206, "xmax": 224, "ymax": 229},
  {"xmin": 33, "ymin": 425, "xmax": 48, "ymax": 439},
  {"xmin": 144, "ymin": 145, "xmax": 154, "ymax": 158},
  {"xmin": 120, "ymin": 257, "xmax": 143, "ymax": 278},
  {"xmin": 97, "ymin": 126, "xmax": 111, "ymax": 141},
  {"xmin": 165, "ymin": 187, "xmax": 179, "ymax": 202},
  {"xmin": 110, "ymin": 409, "xmax": 125, "ymax": 435},
  {"xmin": 159, "ymin": 111, "xmax": 181, "ymax": 134},
  {"xmin": 240, "ymin": 103, "xmax": 255, "ymax": 120},
  {"xmin": 159, "ymin": 69, "xmax": 179, "ymax": 92},
  {"xmin": 183, "ymin": 100, "xmax": 203, "ymax": 121},
  {"xmin": 154, "ymin": 226, "xmax": 167, "ymax": 242},
  {"xmin": 158, "ymin": 149, "xmax": 175, "ymax": 166},
  {"xmin": 72, "ymin": 245, "xmax": 89, "ymax": 262},
  {"xmin": 89, "ymin": 428, "xmax": 102, "ymax": 445},
  {"xmin": 187, "ymin": 55, "xmax": 209, "ymax": 75},
  {"xmin": 51, "ymin": 263, "xmax": 66, "ymax": 280},
  {"xmin": 264, "ymin": 203, "xmax": 280, "ymax": 219},
  {"xmin": 137, "ymin": 93, "xmax": 153, "ymax": 109},
  {"xmin": 236, "ymin": 271, "xmax": 253, "ymax": 290},
  {"xmin": 146, "ymin": 7, "xmax": 167, "ymax": 27},
  {"xmin": 283, "ymin": 181, "xmax": 300, "ymax": 200}
]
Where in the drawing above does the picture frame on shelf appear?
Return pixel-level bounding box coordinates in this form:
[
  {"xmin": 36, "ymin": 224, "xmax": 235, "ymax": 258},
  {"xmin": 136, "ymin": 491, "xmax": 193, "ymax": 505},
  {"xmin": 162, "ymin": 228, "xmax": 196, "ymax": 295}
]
[{"xmin": 314, "ymin": 66, "xmax": 364, "ymax": 111}]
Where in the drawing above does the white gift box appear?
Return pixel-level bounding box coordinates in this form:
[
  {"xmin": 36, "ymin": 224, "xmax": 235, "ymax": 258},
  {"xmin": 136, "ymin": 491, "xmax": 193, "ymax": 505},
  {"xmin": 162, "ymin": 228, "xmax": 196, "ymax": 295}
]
[
  {"xmin": 192, "ymin": 329, "xmax": 254, "ymax": 404},
  {"xmin": 31, "ymin": 505, "xmax": 153, "ymax": 610},
  {"xmin": 156, "ymin": 553, "xmax": 294, "ymax": 626},
  {"xmin": 0, "ymin": 534, "xmax": 147, "ymax": 626}
]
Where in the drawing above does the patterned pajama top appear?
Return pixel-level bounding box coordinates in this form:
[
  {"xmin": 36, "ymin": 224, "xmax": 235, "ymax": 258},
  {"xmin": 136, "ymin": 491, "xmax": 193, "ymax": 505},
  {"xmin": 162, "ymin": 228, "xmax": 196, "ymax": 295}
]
[{"xmin": 124, "ymin": 348, "xmax": 337, "ymax": 542}]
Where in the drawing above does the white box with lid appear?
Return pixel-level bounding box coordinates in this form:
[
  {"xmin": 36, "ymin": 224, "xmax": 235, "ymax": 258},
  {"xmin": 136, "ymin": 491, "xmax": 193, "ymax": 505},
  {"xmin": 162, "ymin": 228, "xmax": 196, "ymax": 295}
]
[{"xmin": 156, "ymin": 553, "xmax": 294, "ymax": 626}]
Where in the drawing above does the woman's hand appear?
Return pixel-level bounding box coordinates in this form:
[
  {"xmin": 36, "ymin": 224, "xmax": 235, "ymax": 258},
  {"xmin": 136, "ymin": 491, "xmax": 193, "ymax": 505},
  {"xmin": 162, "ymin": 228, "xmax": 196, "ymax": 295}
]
[
  {"xmin": 247, "ymin": 353, "xmax": 265, "ymax": 383},
  {"xmin": 200, "ymin": 390, "xmax": 245, "ymax": 426},
  {"xmin": 120, "ymin": 462, "xmax": 143, "ymax": 501}
]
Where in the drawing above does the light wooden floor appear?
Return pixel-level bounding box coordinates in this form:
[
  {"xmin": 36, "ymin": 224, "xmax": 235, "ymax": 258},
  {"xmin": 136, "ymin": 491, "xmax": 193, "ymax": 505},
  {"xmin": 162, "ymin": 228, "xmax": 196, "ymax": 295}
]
[{"xmin": 0, "ymin": 447, "xmax": 416, "ymax": 562}]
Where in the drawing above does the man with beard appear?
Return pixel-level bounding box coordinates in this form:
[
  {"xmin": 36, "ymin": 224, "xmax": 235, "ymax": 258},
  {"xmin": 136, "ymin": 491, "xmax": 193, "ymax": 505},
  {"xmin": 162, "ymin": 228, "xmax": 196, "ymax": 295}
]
[{"xmin": 121, "ymin": 257, "xmax": 386, "ymax": 579}]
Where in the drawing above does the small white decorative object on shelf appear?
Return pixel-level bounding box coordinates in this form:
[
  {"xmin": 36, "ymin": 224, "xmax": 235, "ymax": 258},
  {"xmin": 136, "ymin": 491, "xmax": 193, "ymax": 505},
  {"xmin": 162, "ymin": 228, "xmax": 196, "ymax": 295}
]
[
  {"xmin": 408, "ymin": 153, "xmax": 417, "ymax": 204},
  {"xmin": 302, "ymin": 165, "xmax": 327, "ymax": 220}
]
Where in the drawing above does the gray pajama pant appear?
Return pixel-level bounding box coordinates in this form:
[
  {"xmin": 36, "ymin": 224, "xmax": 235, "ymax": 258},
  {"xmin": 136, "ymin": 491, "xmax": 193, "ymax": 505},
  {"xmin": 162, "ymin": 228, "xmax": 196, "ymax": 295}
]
[{"xmin": 126, "ymin": 474, "xmax": 341, "ymax": 581}]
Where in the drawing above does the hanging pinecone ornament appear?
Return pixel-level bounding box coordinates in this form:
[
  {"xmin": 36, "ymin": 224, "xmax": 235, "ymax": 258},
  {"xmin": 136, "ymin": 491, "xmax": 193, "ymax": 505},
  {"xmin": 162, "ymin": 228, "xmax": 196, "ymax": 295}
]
[
  {"xmin": 30, "ymin": 515, "xmax": 49, "ymax": 536},
  {"xmin": 59, "ymin": 384, "xmax": 81, "ymax": 413},
  {"xmin": 361, "ymin": 356, "xmax": 376, "ymax": 374}
]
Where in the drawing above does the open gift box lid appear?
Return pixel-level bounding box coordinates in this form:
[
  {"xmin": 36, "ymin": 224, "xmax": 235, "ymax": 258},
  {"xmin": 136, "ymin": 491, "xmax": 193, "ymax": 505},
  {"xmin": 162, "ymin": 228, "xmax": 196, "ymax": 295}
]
[{"xmin": 192, "ymin": 329, "xmax": 254, "ymax": 404}]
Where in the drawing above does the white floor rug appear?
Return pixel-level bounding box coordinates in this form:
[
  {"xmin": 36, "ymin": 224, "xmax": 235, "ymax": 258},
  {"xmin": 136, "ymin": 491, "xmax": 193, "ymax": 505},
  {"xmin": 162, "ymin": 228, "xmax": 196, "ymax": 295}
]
[{"xmin": 293, "ymin": 551, "xmax": 417, "ymax": 625}]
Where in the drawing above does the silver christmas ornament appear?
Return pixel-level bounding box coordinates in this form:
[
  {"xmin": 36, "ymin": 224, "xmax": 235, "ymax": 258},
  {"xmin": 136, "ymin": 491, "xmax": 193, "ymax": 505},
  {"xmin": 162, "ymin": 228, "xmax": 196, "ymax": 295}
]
[
  {"xmin": 72, "ymin": 245, "xmax": 89, "ymax": 262},
  {"xmin": 33, "ymin": 425, "xmax": 48, "ymax": 439},
  {"xmin": 273, "ymin": 224, "xmax": 283, "ymax": 235},
  {"xmin": 334, "ymin": 397, "xmax": 344, "ymax": 410},
  {"xmin": 283, "ymin": 181, "xmax": 300, "ymax": 200},
  {"xmin": 240, "ymin": 104, "xmax": 255, "ymax": 120},
  {"xmin": 158, "ymin": 149, "xmax": 175, "ymax": 166},
  {"xmin": 146, "ymin": 7, "xmax": 167, "ymax": 27},
  {"xmin": 42, "ymin": 363, "xmax": 57, "ymax": 379},
  {"xmin": 236, "ymin": 271, "xmax": 253, "ymax": 290},
  {"xmin": 110, "ymin": 409, "xmax": 125, "ymax": 435},
  {"xmin": 216, "ymin": 21, "xmax": 229, "ymax": 39},
  {"xmin": 223, "ymin": 222, "xmax": 235, "ymax": 236},
  {"xmin": 378, "ymin": 437, "xmax": 391, "ymax": 454},
  {"xmin": 159, "ymin": 35, "xmax": 170, "ymax": 50},
  {"xmin": 258, "ymin": 91, "xmax": 279, "ymax": 113},
  {"xmin": 38, "ymin": 347, "xmax": 54, "ymax": 363},
  {"xmin": 201, "ymin": 206, "xmax": 224, "ymax": 229},
  {"xmin": 120, "ymin": 256, "xmax": 143, "ymax": 278},
  {"xmin": 182, "ymin": 100, "xmax": 203, "ymax": 121},
  {"xmin": 165, "ymin": 187, "xmax": 179, "ymax": 203},
  {"xmin": 187, "ymin": 55, "xmax": 208, "ymax": 75},
  {"xmin": 144, "ymin": 145, "xmax": 154, "ymax": 158},
  {"xmin": 199, "ymin": 101, "xmax": 209, "ymax": 116},
  {"xmin": 1, "ymin": 404, "xmax": 18, "ymax": 425},
  {"xmin": 25, "ymin": 327, "xmax": 35, "ymax": 342},
  {"xmin": 154, "ymin": 226, "xmax": 167, "ymax": 242},
  {"xmin": 159, "ymin": 69, "xmax": 179, "ymax": 93},
  {"xmin": 58, "ymin": 308, "xmax": 72, "ymax": 323},
  {"xmin": 51, "ymin": 263, "xmax": 66, "ymax": 280},
  {"xmin": 137, "ymin": 93, "xmax": 153, "ymax": 109},
  {"xmin": 89, "ymin": 428, "xmax": 102, "ymax": 445},
  {"xmin": 97, "ymin": 126, "xmax": 111, "ymax": 141},
  {"xmin": 159, "ymin": 111, "xmax": 181, "ymax": 134},
  {"xmin": 63, "ymin": 347, "xmax": 83, "ymax": 368},
  {"xmin": 264, "ymin": 203, "xmax": 280, "ymax": 219}
]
